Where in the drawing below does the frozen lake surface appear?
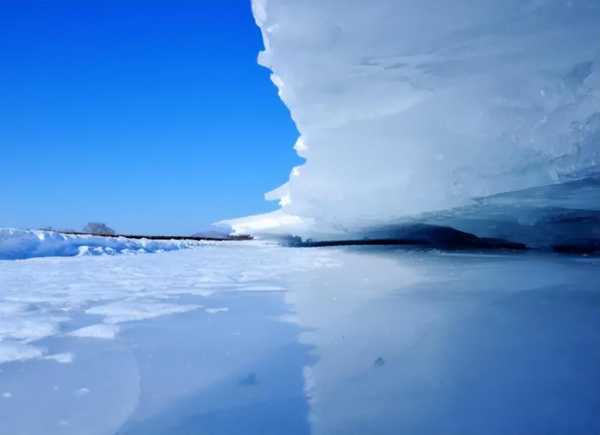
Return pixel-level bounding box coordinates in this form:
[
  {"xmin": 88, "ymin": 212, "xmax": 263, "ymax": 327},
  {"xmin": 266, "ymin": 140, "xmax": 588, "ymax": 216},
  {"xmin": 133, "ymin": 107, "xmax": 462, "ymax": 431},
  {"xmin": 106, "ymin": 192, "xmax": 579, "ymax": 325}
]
[{"xmin": 1, "ymin": 243, "xmax": 599, "ymax": 435}]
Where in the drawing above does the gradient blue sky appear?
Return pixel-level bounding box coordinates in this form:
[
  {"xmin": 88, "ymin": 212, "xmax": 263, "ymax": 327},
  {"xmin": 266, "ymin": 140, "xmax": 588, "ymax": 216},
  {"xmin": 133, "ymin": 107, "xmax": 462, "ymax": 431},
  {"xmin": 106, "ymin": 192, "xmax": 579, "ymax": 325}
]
[{"xmin": 0, "ymin": 0, "xmax": 300, "ymax": 234}]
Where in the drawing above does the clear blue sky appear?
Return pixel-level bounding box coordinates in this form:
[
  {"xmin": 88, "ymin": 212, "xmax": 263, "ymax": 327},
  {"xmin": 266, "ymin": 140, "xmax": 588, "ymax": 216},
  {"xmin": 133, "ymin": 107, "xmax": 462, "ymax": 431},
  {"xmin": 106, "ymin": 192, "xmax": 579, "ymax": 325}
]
[{"xmin": 0, "ymin": 0, "xmax": 300, "ymax": 235}]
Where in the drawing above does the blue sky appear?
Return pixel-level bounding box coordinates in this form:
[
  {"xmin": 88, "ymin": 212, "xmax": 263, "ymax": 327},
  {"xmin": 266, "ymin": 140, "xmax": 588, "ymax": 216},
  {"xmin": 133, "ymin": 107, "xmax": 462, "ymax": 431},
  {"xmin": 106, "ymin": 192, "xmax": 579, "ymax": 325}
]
[{"xmin": 0, "ymin": 0, "xmax": 300, "ymax": 235}]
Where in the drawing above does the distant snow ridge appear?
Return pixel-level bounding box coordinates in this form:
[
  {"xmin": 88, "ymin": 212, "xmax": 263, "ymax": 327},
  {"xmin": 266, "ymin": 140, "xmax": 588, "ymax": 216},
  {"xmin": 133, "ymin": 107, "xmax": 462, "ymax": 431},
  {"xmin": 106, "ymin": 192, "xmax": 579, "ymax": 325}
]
[
  {"xmin": 0, "ymin": 228, "xmax": 204, "ymax": 260},
  {"xmin": 236, "ymin": 0, "xmax": 600, "ymax": 238}
]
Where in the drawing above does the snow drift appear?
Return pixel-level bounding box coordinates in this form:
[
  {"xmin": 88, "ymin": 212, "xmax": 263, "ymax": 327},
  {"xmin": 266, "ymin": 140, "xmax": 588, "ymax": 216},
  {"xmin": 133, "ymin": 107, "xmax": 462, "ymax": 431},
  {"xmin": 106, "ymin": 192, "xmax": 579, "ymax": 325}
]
[
  {"xmin": 231, "ymin": 0, "xmax": 600, "ymax": 240},
  {"xmin": 0, "ymin": 228, "xmax": 205, "ymax": 260}
]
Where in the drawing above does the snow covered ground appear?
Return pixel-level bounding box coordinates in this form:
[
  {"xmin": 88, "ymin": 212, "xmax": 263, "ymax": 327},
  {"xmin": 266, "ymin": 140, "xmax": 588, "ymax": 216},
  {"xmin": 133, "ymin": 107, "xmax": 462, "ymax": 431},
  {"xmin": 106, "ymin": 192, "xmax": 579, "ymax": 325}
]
[
  {"xmin": 0, "ymin": 241, "xmax": 335, "ymax": 366},
  {"xmin": 1, "ymin": 244, "xmax": 599, "ymax": 434}
]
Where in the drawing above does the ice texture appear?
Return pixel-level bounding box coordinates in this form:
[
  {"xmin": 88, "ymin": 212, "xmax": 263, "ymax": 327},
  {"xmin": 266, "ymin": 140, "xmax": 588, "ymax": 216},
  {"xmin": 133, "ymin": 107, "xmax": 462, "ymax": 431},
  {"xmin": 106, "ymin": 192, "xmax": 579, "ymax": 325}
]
[
  {"xmin": 1, "ymin": 244, "xmax": 599, "ymax": 434},
  {"xmin": 0, "ymin": 241, "xmax": 336, "ymax": 365},
  {"xmin": 68, "ymin": 324, "xmax": 121, "ymax": 340},
  {"xmin": 233, "ymin": 0, "xmax": 600, "ymax": 239},
  {"xmin": 0, "ymin": 228, "xmax": 208, "ymax": 260}
]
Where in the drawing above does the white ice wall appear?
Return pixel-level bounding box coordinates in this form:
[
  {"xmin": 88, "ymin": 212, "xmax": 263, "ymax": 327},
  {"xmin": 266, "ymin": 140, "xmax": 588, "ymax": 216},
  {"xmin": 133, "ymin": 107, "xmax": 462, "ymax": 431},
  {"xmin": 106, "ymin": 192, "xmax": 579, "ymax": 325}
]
[{"xmin": 236, "ymin": 0, "xmax": 600, "ymax": 237}]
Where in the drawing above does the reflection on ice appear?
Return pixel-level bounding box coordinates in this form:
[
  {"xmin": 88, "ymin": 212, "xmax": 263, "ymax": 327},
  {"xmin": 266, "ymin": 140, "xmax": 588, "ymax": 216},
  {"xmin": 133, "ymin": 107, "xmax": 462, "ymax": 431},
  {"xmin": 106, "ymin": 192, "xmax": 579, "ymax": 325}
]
[
  {"xmin": 118, "ymin": 293, "xmax": 311, "ymax": 435},
  {"xmin": 288, "ymin": 249, "xmax": 600, "ymax": 435},
  {"xmin": 1, "ymin": 244, "xmax": 599, "ymax": 434}
]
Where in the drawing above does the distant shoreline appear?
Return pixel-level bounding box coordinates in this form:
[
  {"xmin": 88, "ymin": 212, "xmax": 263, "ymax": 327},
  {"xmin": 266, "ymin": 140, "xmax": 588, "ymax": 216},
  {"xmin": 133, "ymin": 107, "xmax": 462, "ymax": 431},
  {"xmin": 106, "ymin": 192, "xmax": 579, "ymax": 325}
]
[{"xmin": 59, "ymin": 231, "xmax": 253, "ymax": 242}]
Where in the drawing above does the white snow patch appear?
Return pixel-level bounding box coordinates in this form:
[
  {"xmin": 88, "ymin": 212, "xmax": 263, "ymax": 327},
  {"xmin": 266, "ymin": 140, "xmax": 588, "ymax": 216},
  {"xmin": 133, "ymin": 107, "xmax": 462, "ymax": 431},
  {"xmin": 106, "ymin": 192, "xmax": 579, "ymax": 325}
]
[
  {"xmin": 69, "ymin": 324, "xmax": 120, "ymax": 340},
  {"xmin": 0, "ymin": 316, "xmax": 65, "ymax": 343},
  {"xmin": 86, "ymin": 301, "xmax": 202, "ymax": 324},
  {"xmin": 0, "ymin": 342, "xmax": 44, "ymax": 364},
  {"xmin": 223, "ymin": 210, "xmax": 308, "ymax": 236},
  {"xmin": 205, "ymin": 307, "xmax": 229, "ymax": 314},
  {"xmin": 44, "ymin": 353, "xmax": 74, "ymax": 364}
]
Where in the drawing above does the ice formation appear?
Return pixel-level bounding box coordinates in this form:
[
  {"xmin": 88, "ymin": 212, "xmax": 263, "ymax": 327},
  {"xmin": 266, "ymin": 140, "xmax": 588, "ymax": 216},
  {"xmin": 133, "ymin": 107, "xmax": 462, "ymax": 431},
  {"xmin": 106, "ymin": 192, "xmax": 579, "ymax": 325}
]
[
  {"xmin": 0, "ymin": 228, "xmax": 207, "ymax": 260},
  {"xmin": 2, "ymin": 244, "xmax": 599, "ymax": 434},
  {"xmin": 0, "ymin": 241, "xmax": 337, "ymax": 365},
  {"xmin": 232, "ymin": 0, "xmax": 600, "ymax": 240}
]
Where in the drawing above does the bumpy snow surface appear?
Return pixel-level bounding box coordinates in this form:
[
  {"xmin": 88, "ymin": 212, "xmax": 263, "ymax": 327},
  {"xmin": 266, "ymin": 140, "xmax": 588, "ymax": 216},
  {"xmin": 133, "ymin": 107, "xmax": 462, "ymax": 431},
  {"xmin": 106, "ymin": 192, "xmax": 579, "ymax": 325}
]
[
  {"xmin": 1, "ymin": 245, "xmax": 599, "ymax": 434},
  {"xmin": 0, "ymin": 228, "xmax": 206, "ymax": 260},
  {"xmin": 0, "ymin": 242, "xmax": 335, "ymax": 366},
  {"xmin": 228, "ymin": 0, "xmax": 600, "ymax": 239}
]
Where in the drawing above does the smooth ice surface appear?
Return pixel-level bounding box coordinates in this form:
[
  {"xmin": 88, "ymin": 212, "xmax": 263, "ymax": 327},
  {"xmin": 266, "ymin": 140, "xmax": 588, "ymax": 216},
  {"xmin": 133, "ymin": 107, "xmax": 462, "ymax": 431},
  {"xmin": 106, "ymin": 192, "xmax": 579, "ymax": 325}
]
[
  {"xmin": 0, "ymin": 228, "xmax": 209, "ymax": 260},
  {"xmin": 1, "ymin": 245, "xmax": 600, "ymax": 434},
  {"xmin": 229, "ymin": 0, "xmax": 600, "ymax": 238}
]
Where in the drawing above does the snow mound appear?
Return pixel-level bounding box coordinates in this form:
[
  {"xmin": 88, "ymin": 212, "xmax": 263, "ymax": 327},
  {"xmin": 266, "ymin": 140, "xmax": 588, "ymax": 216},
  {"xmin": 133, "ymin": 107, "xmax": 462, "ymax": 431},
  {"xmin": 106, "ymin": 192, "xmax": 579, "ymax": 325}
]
[
  {"xmin": 237, "ymin": 0, "xmax": 600, "ymax": 239},
  {"xmin": 0, "ymin": 228, "xmax": 206, "ymax": 260}
]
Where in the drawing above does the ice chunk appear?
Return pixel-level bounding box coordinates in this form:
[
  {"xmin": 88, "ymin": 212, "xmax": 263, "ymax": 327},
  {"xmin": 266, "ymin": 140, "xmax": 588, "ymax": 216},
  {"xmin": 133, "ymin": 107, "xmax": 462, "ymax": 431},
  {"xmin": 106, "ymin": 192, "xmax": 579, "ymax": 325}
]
[
  {"xmin": 240, "ymin": 0, "xmax": 600, "ymax": 239},
  {"xmin": 0, "ymin": 228, "xmax": 206, "ymax": 260}
]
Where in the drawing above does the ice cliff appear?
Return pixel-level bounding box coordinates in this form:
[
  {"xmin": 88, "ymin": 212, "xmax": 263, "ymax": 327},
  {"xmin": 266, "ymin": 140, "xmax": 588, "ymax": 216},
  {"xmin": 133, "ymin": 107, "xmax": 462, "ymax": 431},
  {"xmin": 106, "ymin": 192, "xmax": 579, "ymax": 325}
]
[{"xmin": 229, "ymin": 0, "xmax": 600, "ymax": 243}]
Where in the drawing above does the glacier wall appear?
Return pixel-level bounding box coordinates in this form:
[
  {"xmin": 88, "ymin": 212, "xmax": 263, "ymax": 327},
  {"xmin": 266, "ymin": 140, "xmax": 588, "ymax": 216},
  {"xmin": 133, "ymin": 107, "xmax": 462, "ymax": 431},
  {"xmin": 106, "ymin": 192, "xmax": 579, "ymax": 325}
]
[{"xmin": 235, "ymin": 0, "xmax": 600, "ymax": 238}]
